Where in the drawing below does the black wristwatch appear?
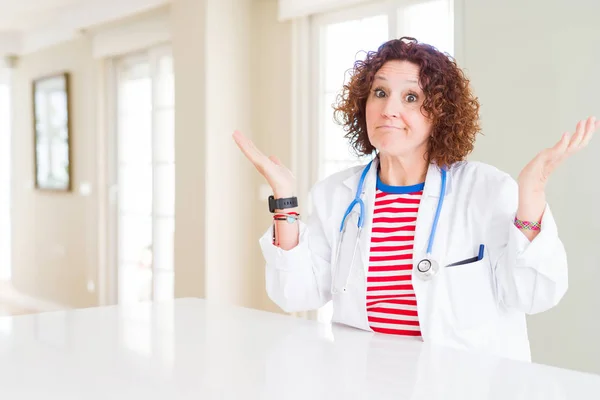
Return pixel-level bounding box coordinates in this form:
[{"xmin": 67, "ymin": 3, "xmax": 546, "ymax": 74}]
[{"xmin": 268, "ymin": 195, "xmax": 298, "ymax": 213}]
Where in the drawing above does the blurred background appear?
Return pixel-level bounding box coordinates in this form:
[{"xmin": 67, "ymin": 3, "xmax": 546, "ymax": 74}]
[{"xmin": 0, "ymin": 0, "xmax": 598, "ymax": 375}]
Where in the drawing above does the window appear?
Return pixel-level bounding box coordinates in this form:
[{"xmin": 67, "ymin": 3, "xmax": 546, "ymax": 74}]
[
  {"xmin": 400, "ymin": 0, "xmax": 454, "ymax": 56},
  {"xmin": 111, "ymin": 45, "xmax": 175, "ymax": 305},
  {"xmin": 312, "ymin": 0, "xmax": 454, "ymax": 323},
  {"xmin": 314, "ymin": 11, "xmax": 389, "ymax": 183}
]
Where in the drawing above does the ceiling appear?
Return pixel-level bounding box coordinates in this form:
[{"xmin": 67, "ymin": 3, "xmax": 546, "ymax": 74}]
[
  {"xmin": 0, "ymin": 0, "xmax": 169, "ymax": 57},
  {"xmin": 0, "ymin": 0, "xmax": 80, "ymax": 31}
]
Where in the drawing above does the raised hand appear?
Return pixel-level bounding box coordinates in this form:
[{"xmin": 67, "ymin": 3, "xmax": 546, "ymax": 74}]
[
  {"xmin": 232, "ymin": 130, "xmax": 296, "ymax": 198},
  {"xmin": 518, "ymin": 116, "xmax": 598, "ymax": 193}
]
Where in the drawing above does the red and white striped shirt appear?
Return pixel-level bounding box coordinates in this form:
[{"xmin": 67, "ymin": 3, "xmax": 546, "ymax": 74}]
[{"xmin": 366, "ymin": 178, "xmax": 424, "ymax": 338}]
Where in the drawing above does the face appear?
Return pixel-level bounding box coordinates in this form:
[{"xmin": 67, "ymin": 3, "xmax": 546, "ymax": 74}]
[{"xmin": 365, "ymin": 60, "xmax": 432, "ymax": 158}]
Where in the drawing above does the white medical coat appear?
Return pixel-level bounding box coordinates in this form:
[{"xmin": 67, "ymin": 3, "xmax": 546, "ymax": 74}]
[{"xmin": 259, "ymin": 158, "xmax": 568, "ymax": 362}]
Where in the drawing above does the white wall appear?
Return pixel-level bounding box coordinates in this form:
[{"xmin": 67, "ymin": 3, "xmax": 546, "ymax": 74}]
[
  {"xmin": 171, "ymin": 0, "xmax": 289, "ymax": 309},
  {"xmin": 171, "ymin": 0, "xmax": 208, "ymax": 300},
  {"xmin": 250, "ymin": 0, "xmax": 293, "ymax": 312},
  {"xmin": 204, "ymin": 0, "xmax": 256, "ymax": 306},
  {"xmin": 461, "ymin": 0, "xmax": 600, "ymax": 374},
  {"xmin": 11, "ymin": 37, "xmax": 100, "ymax": 308}
]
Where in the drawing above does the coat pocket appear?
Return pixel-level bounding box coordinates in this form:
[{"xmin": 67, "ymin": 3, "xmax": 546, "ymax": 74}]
[
  {"xmin": 445, "ymin": 244, "xmax": 486, "ymax": 268},
  {"xmin": 443, "ymin": 252, "xmax": 497, "ymax": 329}
]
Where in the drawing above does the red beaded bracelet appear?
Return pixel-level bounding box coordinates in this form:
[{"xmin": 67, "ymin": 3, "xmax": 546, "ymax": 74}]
[
  {"xmin": 514, "ymin": 217, "xmax": 541, "ymax": 231},
  {"xmin": 273, "ymin": 212, "xmax": 300, "ymax": 223},
  {"xmin": 272, "ymin": 212, "xmax": 300, "ymax": 246}
]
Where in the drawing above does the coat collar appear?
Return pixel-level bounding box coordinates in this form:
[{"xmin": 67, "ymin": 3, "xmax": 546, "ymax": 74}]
[{"xmin": 342, "ymin": 157, "xmax": 453, "ymax": 198}]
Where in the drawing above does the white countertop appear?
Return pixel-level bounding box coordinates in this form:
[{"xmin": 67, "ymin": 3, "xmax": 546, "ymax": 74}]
[{"xmin": 0, "ymin": 298, "xmax": 599, "ymax": 399}]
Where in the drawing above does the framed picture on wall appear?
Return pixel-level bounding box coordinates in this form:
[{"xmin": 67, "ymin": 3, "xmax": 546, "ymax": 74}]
[{"xmin": 32, "ymin": 72, "xmax": 72, "ymax": 191}]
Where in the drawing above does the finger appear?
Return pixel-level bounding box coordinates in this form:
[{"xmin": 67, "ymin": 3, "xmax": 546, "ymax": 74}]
[
  {"xmin": 232, "ymin": 130, "xmax": 269, "ymax": 168},
  {"xmin": 579, "ymin": 116, "xmax": 597, "ymax": 148},
  {"xmin": 585, "ymin": 115, "xmax": 596, "ymax": 131},
  {"xmin": 549, "ymin": 132, "xmax": 570, "ymax": 158},
  {"xmin": 269, "ymin": 155, "xmax": 282, "ymax": 166},
  {"xmin": 567, "ymin": 119, "xmax": 586, "ymax": 152}
]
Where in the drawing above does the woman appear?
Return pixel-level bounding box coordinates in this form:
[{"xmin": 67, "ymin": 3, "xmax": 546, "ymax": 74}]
[{"xmin": 232, "ymin": 37, "xmax": 598, "ymax": 362}]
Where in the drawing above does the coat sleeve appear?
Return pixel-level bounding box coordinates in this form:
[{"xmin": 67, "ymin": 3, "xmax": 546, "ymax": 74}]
[
  {"xmin": 488, "ymin": 174, "xmax": 568, "ymax": 314},
  {"xmin": 258, "ymin": 185, "xmax": 333, "ymax": 313}
]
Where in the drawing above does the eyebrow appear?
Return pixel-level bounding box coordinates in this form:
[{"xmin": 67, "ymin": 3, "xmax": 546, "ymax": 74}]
[{"xmin": 374, "ymin": 75, "xmax": 419, "ymax": 84}]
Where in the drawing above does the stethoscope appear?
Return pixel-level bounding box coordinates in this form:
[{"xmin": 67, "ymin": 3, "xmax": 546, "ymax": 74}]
[{"xmin": 332, "ymin": 160, "xmax": 447, "ymax": 293}]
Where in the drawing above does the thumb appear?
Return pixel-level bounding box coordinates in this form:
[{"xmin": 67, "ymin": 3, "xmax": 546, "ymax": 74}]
[{"xmin": 269, "ymin": 155, "xmax": 282, "ymax": 166}]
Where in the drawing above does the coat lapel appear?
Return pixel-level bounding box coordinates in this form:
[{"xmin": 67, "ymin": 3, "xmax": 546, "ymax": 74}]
[
  {"xmin": 413, "ymin": 163, "xmax": 453, "ymax": 264},
  {"xmin": 342, "ymin": 157, "xmax": 379, "ymax": 275}
]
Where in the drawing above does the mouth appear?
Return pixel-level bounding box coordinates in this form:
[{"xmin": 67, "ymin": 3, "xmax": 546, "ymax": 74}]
[{"xmin": 377, "ymin": 125, "xmax": 406, "ymax": 131}]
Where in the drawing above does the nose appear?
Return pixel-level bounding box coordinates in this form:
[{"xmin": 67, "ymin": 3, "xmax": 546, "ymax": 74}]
[{"xmin": 381, "ymin": 97, "xmax": 402, "ymax": 119}]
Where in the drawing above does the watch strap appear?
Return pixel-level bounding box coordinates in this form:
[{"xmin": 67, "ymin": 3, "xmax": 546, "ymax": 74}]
[{"xmin": 268, "ymin": 195, "xmax": 298, "ymax": 213}]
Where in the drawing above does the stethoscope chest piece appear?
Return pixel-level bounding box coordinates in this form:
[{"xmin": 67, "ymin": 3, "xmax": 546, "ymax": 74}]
[{"xmin": 416, "ymin": 258, "xmax": 439, "ymax": 280}]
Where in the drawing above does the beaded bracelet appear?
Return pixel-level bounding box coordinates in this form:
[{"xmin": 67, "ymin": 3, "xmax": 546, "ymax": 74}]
[
  {"xmin": 274, "ymin": 212, "xmax": 300, "ymax": 224},
  {"xmin": 514, "ymin": 217, "xmax": 541, "ymax": 231},
  {"xmin": 272, "ymin": 212, "xmax": 300, "ymax": 246}
]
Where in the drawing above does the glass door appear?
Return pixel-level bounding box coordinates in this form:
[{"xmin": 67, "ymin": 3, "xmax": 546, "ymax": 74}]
[{"xmin": 113, "ymin": 45, "xmax": 175, "ymax": 305}]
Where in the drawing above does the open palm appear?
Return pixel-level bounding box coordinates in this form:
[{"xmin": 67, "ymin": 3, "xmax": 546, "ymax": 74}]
[
  {"xmin": 232, "ymin": 130, "xmax": 296, "ymax": 198},
  {"xmin": 518, "ymin": 116, "xmax": 598, "ymax": 192}
]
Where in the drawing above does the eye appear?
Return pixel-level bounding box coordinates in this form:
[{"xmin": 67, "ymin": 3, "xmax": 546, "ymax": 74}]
[
  {"xmin": 373, "ymin": 88, "xmax": 387, "ymax": 98},
  {"xmin": 405, "ymin": 93, "xmax": 418, "ymax": 103}
]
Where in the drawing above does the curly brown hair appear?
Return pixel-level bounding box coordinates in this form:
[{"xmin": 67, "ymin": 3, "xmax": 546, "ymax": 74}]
[{"xmin": 333, "ymin": 37, "xmax": 481, "ymax": 168}]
